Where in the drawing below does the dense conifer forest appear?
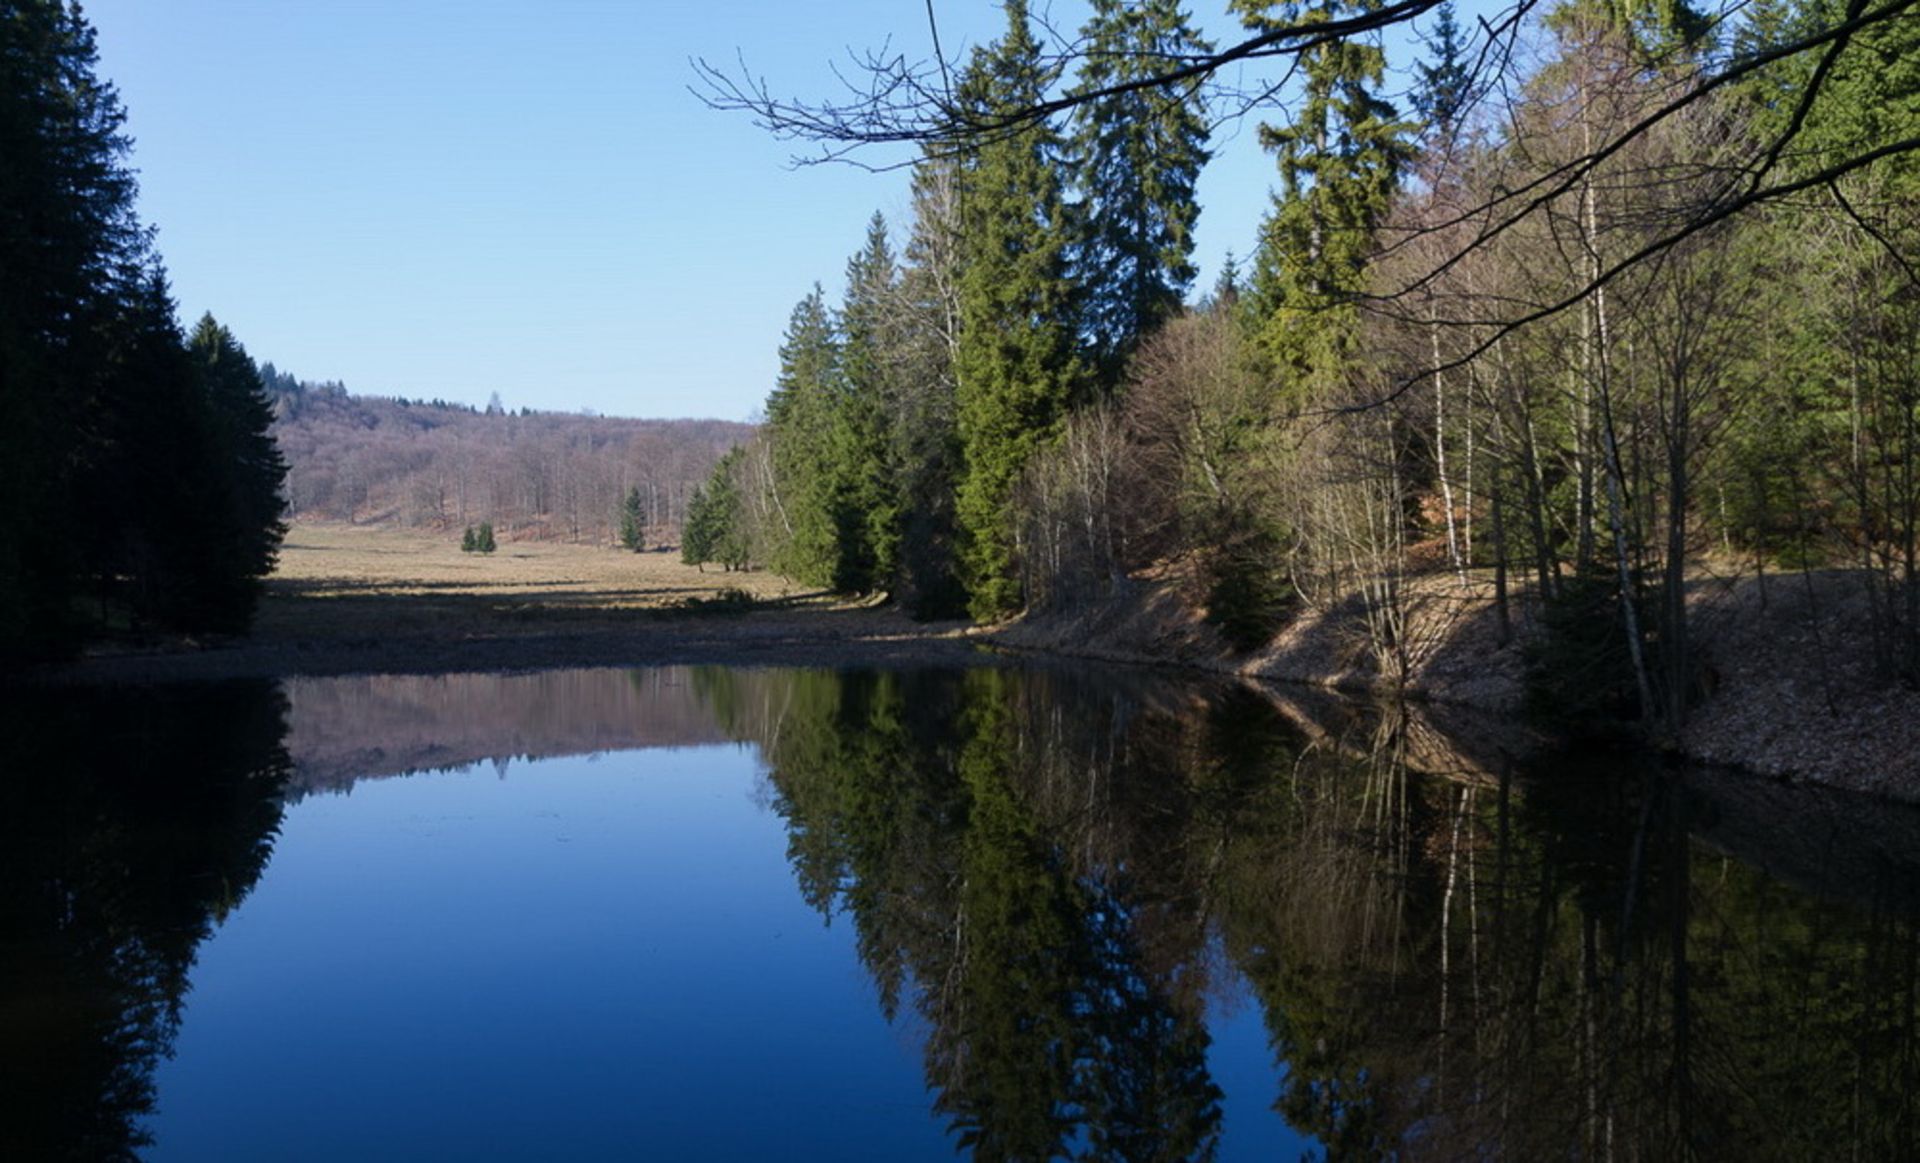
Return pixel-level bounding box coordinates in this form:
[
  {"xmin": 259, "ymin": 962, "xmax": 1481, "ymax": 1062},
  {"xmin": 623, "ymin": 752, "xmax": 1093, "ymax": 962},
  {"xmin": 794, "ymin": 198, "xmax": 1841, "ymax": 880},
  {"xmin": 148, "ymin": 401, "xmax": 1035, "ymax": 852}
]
[
  {"xmin": 688, "ymin": 0, "xmax": 1920, "ymax": 733},
  {"xmin": 1, "ymin": 2, "xmax": 287, "ymax": 660}
]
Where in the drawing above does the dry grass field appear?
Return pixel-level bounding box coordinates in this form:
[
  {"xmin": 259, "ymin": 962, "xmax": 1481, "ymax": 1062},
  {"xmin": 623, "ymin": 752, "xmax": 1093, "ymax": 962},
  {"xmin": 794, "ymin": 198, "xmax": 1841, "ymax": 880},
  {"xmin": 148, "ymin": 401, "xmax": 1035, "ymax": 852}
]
[
  {"xmin": 258, "ymin": 521, "xmax": 815, "ymax": 642},
  {"xmin": 45, "ymin": 517, "xmax": 983, "ymax": 689},
  {"xmin": 22, "ymin": 519, "xmax": 985, "ymax": 683}
]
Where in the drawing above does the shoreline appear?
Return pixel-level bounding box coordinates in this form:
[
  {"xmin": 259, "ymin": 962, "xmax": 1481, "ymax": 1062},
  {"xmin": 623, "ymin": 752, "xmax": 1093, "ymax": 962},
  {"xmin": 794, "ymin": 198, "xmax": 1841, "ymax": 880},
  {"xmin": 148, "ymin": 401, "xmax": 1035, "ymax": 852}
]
[{"xmin": 21, "ymin": 564, "xmax": 1920, "ymax": 805}]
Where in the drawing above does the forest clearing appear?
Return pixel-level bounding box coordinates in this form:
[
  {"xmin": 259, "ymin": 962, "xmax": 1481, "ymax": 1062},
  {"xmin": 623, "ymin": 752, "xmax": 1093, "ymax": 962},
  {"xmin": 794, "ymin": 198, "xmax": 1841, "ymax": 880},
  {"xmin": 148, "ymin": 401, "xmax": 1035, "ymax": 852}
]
[{"xmin": 44, "ymin": 521, "xmax": 977, "ymax": 683}]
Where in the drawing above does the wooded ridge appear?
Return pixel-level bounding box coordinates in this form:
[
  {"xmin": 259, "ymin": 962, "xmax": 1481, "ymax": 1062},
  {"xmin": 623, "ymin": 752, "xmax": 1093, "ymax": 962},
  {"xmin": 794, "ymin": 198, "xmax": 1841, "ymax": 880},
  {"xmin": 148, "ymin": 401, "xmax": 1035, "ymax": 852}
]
[{"xmin": 264, "ymin": 370, "xmax": 753, "ymax": 544}]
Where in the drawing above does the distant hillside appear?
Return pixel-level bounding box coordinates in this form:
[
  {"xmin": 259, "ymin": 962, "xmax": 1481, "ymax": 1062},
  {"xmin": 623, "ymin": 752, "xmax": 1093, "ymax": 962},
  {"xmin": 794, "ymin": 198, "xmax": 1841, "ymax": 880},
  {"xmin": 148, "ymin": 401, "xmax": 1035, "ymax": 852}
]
[{"xmin": 263, "ymin": 364, "xmax": 755, "ymax": 544}]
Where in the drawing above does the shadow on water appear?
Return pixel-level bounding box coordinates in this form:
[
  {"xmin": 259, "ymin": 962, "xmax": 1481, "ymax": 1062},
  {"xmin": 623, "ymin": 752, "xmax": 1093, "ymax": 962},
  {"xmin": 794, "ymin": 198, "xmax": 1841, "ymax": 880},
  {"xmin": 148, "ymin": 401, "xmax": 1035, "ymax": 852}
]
[
  {"xmin": 693, "ymin": 666, "xmax": 1920, "ymax": 1161},
  {"xmin": 6, "ymin": 665, "xmax": 1920, "ymax": 1159},
  {"xmin": 0, "ymin": 682, "xmax": 291, "ymax": 1162}
]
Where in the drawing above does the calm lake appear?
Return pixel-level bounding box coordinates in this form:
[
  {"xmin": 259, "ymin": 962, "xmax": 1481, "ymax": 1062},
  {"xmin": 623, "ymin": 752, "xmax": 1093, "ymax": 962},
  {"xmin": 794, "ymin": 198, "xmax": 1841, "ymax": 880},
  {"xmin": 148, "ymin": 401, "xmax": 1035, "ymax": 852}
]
[{"xmin": 6, "ymin": 665, "xmax": 1919, "ymax": 1160}]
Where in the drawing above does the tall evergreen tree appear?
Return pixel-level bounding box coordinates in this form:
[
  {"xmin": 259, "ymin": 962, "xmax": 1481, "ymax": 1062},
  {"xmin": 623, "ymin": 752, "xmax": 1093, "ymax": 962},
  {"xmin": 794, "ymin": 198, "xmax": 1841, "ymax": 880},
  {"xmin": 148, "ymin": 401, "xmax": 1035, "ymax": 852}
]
[
  {"xmin": 1234, "ymin": 0, "xmax": 1413, "ymax": 392},
  {"xmin": 953, "ymin": 0, "xmax": 1086, "ymax": 620},
  {"xmin": 836, "ymin": 213, "xmax": 904, "ymax": 592},
  {"xmin": 1412, "ymin": 2, "xmax": 1473, "ymax": 139},
  {"xmin": 893, "ymin": 153, "xmax": 971, "ymax": 618},
  {"xmin": 184, "ymin": 314, "xmax": 288, "ymax": 629},
  {"xmin": 0, "ymin": 0, "xmax": 144, "ymax": 659},
  {"xmin": 763, "ymin": 286, "xmax": 845, "ymax": 585},
  {"xmin": 619, "ymin": 485, "xmax": 646, "ymax": 551},
  {"xmin": 682, "ymin": 448, "xmax": 750, "ymax": 572},
  {"xmin": 1068, "ymin": 0, "xmax": 1212, "ymax": 391}
]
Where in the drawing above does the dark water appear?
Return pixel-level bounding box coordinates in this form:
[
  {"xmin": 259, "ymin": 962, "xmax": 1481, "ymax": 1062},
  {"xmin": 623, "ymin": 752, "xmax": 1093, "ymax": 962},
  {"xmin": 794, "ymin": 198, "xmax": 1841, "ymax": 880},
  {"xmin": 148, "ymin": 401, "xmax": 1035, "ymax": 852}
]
[{"xmin": 5, "ymin": 667, "xmax": 1920, "ymax": 1161}]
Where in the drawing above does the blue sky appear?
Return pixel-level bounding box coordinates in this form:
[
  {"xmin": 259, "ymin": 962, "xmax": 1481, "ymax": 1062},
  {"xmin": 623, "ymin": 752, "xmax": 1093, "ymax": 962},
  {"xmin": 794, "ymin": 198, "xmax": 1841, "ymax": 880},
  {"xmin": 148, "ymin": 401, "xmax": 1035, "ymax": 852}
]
[{"xmin": 87, "ymin": 1, "xmax": 1438, "ymax": 421}]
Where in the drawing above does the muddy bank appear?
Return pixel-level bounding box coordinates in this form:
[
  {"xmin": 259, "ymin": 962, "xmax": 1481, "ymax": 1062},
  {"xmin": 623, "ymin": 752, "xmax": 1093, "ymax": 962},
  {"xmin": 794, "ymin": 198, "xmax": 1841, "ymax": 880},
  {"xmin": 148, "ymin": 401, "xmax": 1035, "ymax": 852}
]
[
  {"xmin": 25, "ymin": 559, "xmax": 1918, "ymax": 802},
  {"xmin": 23, "ymin": 604, "xmax": 993, "ymax": 685},
  {"xmin": 989, "ymin": 564, "xmax": 1920, "ymax": 802}
]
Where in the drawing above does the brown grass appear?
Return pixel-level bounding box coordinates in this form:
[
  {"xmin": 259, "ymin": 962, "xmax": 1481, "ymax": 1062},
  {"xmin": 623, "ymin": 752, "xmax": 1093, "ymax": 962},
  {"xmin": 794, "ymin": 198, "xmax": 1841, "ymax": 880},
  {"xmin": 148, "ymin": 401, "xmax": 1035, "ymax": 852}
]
[
  {"xmin": 38, "ymin": 520, "xmax": 981, "ymax": 683},
  {"xmin": 259, "ymin": 521, "xmax": 813, "ymax": 641}
]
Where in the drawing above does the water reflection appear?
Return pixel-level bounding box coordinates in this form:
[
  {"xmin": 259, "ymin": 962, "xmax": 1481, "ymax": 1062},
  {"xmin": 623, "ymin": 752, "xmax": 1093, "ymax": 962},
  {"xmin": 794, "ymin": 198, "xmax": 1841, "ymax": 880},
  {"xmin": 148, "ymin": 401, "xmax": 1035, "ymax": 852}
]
[
  {"xmin": 0, "ymin": 682, "xmax": 290, "ymax": 1162},
  {"xmin": 696, "ymin": 667, "xmax": 1920, "ymax": 1160},
  {"xmin": 4, "ymin": 666, "xmax": 1919, "ymax": 1159},
  {"xmin": 282, "ymin": 668, "xmax": 727, "ymax": 794}
]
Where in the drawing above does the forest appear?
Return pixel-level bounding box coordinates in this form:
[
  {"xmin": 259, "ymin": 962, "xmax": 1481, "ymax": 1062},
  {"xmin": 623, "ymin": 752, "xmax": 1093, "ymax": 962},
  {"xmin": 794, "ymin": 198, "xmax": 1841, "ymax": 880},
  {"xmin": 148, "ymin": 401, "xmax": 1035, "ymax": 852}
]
[
  {"xmin": 1, "ymin": 2, "xmax": 286, "ymax": 660},
  {"xmin": 263, "ymin": 371, "xmax": 751, "ymax": 545},
  {"xmin": 685, "ymin": 0, "xmax": 1920, "ymax": 733}
]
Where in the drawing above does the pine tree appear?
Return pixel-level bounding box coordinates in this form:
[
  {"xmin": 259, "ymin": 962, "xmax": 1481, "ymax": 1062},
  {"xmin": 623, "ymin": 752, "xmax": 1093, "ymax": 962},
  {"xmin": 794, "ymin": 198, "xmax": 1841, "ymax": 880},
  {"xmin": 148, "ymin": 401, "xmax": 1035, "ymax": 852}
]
[
  {"xmin": 952, "ymin": 0, "xmax": 1086, "ymax": 620},
  {"xmin": 462, "ymin": 526, "xmax": 477, "ymax": 552},
  {"xmin": 619, "ymin": 485, "xmax": 646, "ymax": 551},
  {"xmin": 476, "ymin": 522, "xmax": 497, "ymax": 553},
  {"xmin": 1068, "ymin": 0, "xmax": 1211, "ymax": 391}
]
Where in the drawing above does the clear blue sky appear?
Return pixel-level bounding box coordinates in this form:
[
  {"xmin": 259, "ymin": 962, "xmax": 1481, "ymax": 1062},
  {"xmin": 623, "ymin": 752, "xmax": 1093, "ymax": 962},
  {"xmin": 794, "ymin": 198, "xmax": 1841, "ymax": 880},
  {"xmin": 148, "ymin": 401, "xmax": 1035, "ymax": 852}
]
[{"xmin": 87, "ymin": 1, "xmax": 1442, "ymax": 421}]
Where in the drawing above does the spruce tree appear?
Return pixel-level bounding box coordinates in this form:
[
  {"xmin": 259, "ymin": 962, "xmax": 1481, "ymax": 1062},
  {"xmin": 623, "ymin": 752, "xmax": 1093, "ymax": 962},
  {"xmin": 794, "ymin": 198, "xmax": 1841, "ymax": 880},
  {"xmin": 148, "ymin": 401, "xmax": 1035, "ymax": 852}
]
[
  {"xmin": 1235, "ymin": 0, "xmax": 1413, "ymax": 392},
  {"xmin": 893, "ymin": 153, "xmax": 971, "ymax": 619},
  {"xmin": 185, "ymin": 313, "xmax": 289, "ymax": 630},
  {"xmin": 462, "ymin": 526, "xmax": 477, "ymax": 552},
  {"xmin": 836, "ymin": 213, "xmax": 904, "ymax": 592},
  {"xmin": 764, "ymin": 287, "xmax": 844, "ymax": 585},
  {"xmin": 0, "ymin": 0, "xmax": 144, "ymax": 658},
  {"xmin": 1068, "ymin": 0, "xmax": 1211, "ymax": 391},
  {"xmin": 1412, "ymin": 2, "xmax": 1474, "ymax": 138},
  {"xmin": 619, "ymin": 485, "xmax": 646, "ymax": 551},
  {"xmin": 682, "ymin": 485, "xmax": 716, "ymax": 569},
  {"xmin": 952, "ymin": 0, "xmax": 1086, "ymax": 620},
  {"xmin": 476, "ymin": 522, "xmax": 496, "ymax": 553}
]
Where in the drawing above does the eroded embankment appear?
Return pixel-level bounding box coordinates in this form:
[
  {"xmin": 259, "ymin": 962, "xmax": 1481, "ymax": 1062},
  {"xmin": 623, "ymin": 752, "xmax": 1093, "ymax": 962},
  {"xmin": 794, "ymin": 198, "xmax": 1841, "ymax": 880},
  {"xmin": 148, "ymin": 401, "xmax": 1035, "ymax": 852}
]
[{"xmin": 988, "ymin": 564, "xmax": 1920, "ymax": 802}]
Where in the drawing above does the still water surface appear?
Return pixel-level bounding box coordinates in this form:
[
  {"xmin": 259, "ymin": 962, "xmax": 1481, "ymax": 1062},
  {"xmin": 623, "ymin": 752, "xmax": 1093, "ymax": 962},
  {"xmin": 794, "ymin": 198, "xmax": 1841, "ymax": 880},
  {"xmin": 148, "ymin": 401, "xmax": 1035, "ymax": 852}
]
[{"xmin": 5, "ymin": 666, "xmax": 1919, "ymax": 1159}]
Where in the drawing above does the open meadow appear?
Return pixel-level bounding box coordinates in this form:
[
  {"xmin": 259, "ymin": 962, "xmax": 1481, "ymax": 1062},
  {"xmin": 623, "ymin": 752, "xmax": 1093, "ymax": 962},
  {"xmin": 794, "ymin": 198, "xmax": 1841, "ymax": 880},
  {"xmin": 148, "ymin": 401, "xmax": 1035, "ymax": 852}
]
[
  {"xmin": 261, "ymin": 521, "xmax": 805, "ymax": 641},
  {"xmin": 44, "ymin": 520, "xmax": 980, "ymax": 682}
]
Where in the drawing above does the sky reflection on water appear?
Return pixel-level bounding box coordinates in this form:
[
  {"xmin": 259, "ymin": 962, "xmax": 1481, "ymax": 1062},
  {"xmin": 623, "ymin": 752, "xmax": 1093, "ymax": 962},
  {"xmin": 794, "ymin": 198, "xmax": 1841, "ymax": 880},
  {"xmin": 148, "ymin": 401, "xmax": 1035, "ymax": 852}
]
[{"xmin": 7, "ymin": 667, "xmax": 1919, "ymax": 1161}]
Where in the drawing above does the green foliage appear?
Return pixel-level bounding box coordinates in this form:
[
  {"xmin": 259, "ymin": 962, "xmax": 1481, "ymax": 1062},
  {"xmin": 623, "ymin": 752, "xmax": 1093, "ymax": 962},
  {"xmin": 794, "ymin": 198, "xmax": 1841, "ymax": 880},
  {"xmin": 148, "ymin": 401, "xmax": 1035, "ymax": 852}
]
[
  {"xmin": 892, "ymin": 159, "xmax": 971, "ymax": 620},
  {"xmin": 619, "ymin": 486, "xmax": 646, "ymax": 551},
  {"xmin": 1412, "ymin": 2, "xmax": 1474, "ymax": 137},
  {"xmin": 475, "ymin": 522, "xmax": 496, "ymax": 554},
  {"xmin": 179, "ymin": 314, "xmax": 290, "ymax": 630},
  {"xmin": 682, "ymin": 448, "xmax": 750, "ymax": 571},
  {"xmin": 835, "ymin": 214, "xmax": 905, "ymax": 593},
  {"xmin": 952, "ymin": 1, "xmax": 1087, "ymax": 620},
  {"xmin": 461, "ymin": 526, "xmax": 477, "ymax": 552},
  {"xmin": 765, "ymin": 287, "xmax": 845, "ymax": 584},
  {"xmin": 0, "ymin": 4, "xmax": 286, "ymax": 651},
  {"xmin": 1234, "ymin": 0, "xmax": 1413, "ymax": 392},
  {"xmin": 0, "ymin": 0, "xmax": 140, "ymax": 658},
  {"xmin": 1203, "ymin": 535, "xmax": 1296, "ymax": 653},
  {"xmin": 1068, "ymin": 0, "xmax": 1211, "ymax": 391}
]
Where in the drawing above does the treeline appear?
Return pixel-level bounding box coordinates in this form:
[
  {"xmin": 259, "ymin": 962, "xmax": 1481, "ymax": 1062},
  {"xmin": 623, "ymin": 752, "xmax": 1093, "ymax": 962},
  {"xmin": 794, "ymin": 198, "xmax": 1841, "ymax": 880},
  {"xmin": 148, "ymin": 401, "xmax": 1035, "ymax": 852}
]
[
  {"xmin": 265, "ymin": 373, "xmax": 753, "ymax": 546},
  {"xmin": 1, "ymin": 2, "xmax": 286, "ymax": 660},
  {"xmin": 691, "ymin": 0, "xmax": 1920, "ymax": 731}
]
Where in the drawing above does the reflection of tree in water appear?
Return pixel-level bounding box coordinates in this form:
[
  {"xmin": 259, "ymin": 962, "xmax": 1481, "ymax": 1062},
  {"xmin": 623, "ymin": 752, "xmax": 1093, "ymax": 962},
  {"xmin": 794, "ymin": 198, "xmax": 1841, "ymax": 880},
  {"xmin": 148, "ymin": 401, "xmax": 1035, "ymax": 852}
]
[
  {"xmin": 1217, "ymin": 713, "xmax": 1920, "ymax": 1161},
  {"xmin": 701, "ymin": 667, "xmax": 1920, "ymax": 1160},
  {"xmin": 0, "ymin": 683, "xmax": 291, "ymax": 1162},
  {"xmin": 697, "ymin": 667, "xmax": 1225, "ymax": 1160}
]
